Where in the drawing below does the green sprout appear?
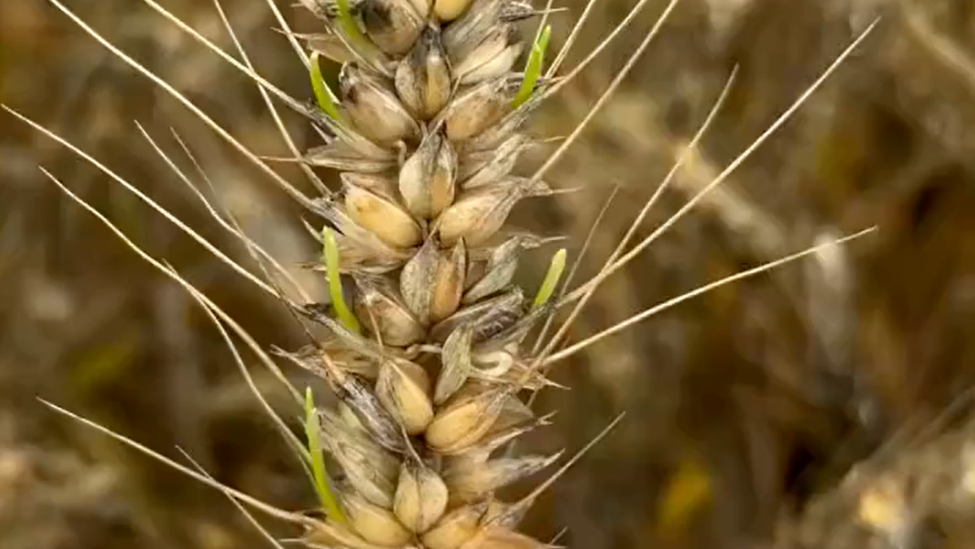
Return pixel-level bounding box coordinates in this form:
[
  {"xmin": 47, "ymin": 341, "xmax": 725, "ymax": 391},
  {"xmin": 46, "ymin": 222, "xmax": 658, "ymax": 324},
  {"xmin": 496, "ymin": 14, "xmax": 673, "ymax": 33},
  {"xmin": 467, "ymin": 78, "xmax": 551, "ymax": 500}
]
[
  {"xmin": 322, "ymin": 227, "xmax": 361, "ymax": 333},
  {"xmin": 309, "ymin": 52, "xmax": 341, "ymax": 121},
  {"xmin": 532, "ymin": 248, "xmax": 566, "ymax": 309},
  {"xmin": 335, "ymin": 0, "xmax": 371, "ymax": 55},
  {"xmin": 304, "ymin": 388, "xmax": 346, "ymax": 523},
  {"xmin": 512, "ymin": 25, "xmax": 552, "ymax": 109}
]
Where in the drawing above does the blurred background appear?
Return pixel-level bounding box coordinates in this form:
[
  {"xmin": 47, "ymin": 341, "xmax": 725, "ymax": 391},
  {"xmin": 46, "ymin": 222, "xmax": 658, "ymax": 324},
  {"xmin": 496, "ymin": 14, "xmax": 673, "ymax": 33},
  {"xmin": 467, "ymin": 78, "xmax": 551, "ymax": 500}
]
[{"xmin": 3, "ymin": 0, "xmax": 975, "ymax": 548}]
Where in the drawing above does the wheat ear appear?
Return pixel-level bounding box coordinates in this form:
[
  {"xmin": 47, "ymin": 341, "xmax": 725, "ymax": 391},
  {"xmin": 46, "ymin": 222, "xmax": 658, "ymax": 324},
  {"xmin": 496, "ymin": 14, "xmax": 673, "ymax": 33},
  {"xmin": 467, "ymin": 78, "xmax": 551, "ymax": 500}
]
[
  {"xmin": 771, "ymin": 394, "xmax": 975, "ymax": 549},
  {"xmin": 5, "ymin": 0, "xmax": 884, "ymax": 546}
]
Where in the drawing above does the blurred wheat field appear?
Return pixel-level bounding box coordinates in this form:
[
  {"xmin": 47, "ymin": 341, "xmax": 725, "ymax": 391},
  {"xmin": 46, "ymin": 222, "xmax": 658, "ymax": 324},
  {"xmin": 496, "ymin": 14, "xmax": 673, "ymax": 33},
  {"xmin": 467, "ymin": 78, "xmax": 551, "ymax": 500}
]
[{"xmin": 4, "ymin": 0, "xmax": 975, "ymax": 548}]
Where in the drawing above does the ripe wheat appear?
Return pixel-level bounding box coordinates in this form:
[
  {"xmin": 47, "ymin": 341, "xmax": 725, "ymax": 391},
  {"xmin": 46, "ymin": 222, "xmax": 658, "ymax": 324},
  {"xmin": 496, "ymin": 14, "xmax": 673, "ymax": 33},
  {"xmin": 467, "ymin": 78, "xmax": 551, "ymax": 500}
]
[
  {"xmin": 3, "ymin": 0, "xmax": 881, "ymax": 547},
  {"xmin": 770, "ymin": 397, "xmax": 975, "ymax": 549}
]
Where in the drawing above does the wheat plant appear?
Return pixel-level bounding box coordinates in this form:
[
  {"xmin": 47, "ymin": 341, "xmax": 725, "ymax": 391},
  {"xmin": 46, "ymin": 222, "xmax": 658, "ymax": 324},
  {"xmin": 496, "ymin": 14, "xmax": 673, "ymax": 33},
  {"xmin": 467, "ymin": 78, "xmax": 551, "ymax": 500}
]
[{"xmin": 2, "ymin": 0, "xmax": 880, "ymax": 547}]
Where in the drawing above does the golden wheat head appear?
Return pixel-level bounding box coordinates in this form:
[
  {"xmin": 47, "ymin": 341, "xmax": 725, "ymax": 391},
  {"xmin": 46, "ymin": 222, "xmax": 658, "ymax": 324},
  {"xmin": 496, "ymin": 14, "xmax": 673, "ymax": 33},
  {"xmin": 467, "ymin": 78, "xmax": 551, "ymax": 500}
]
[
  {"xmin": 264, "ymin": 2, "xmax": 607, "ymax": 547},
  {"xmin": 1, "ymin": 0, "xmax": 886, "ymax": 547}
]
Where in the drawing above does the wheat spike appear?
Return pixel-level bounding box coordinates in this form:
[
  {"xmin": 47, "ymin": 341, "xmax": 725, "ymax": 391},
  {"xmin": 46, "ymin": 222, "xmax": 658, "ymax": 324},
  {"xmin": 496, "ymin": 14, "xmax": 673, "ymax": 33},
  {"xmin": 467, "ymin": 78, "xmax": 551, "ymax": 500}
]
[
  {"xmin": 3, "ymin": 0, "xmax": 890, "ymax": 545},
  {"xmin": 770, "ymin": 407, "xmax": 975, "ymax": 549},
  {"xmin": 240, "ymin": 1, "xmax": 645, "ymax": 544},
  {"xmin": 160, "ymin": 0, "xmax": 615, "ymax": 546}
]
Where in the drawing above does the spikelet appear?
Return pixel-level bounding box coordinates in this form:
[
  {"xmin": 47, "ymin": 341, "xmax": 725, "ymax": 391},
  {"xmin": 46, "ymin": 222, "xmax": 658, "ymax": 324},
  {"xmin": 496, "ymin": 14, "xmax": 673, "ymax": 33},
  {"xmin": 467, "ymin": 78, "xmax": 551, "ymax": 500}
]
[{"xmin": 290, "ymin": 1, "xmax": 562, "ymax": 548}]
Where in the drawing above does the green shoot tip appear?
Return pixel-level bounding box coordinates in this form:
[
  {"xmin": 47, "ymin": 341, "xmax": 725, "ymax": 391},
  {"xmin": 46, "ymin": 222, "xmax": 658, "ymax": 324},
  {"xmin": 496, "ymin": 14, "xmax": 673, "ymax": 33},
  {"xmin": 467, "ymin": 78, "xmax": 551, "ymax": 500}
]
[
  {"xmin": 513, "ymin": 25, "xmax": 551, "ymax": 109},
  {"xmin": 322, "ymin": 227, "xmax": 361, "ymax": 333},
  {"xmin": 533, "ymin": 248, "xmax": 566, "ymax": 309},
  {"xmin": 303, "ymin": 387, "xmax": 346, "ymax": 523},
  {"xmin": 336, "ymin": 0, "xmax": 372, "ymax": 55},
  {"xmin": 309, "ymin": 52, "xmax": 340, "ymax": 121}
]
